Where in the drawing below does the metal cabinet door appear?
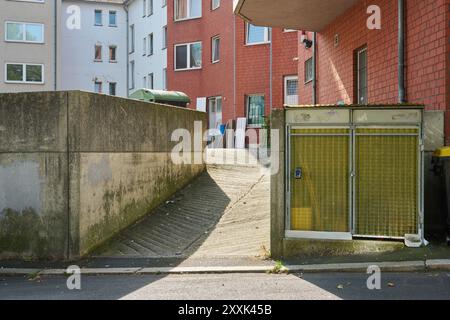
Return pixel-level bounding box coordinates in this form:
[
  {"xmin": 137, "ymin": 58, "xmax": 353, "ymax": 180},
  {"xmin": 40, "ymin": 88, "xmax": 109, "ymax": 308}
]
[
  {"xmin": 354, "ymin": 128, "xmax": 420, "ymax": 238},
  {"xmin": 288, "ymin": 128, "xmax": 351, "ymax": 238}
]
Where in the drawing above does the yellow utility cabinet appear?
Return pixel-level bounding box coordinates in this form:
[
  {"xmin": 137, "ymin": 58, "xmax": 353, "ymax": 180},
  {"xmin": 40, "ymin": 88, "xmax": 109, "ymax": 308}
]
[{"xmin": 286, "ymin": 106, "xmax": 424, "ymax": 243}]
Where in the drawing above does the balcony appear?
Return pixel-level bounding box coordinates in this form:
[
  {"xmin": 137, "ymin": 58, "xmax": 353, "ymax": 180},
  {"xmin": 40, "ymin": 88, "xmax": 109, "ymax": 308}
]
[{"xmin": 234, "ymin": 0, "xmax": 358, "ymax": 31}]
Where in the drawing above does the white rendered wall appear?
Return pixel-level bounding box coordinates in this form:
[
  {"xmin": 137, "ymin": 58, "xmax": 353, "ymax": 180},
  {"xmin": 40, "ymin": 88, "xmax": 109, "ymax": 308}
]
[
  {"xmin": 60, "ymin": 1, "xmax": 127, "ymax": 97},
  {"xmin": 128, "ymin": 0, "xmax": 167, "ymax": 95}
]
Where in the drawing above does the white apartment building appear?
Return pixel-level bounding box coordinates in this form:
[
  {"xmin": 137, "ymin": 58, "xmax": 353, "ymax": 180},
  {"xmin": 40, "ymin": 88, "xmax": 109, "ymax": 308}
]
[
  {"xmin": 0, "ymin": 0, "xmax": 61, "ymax": 93},
  {"xmin": 125, "ymin": 0, "xmax": 167, "ymax": 95},
  {"xmin": 60, "ymin": 0, "xmax": 127, "ymax": 96}
]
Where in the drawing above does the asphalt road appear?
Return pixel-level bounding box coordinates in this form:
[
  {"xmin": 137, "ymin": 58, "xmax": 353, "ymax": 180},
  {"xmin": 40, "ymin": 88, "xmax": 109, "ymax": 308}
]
[{"xmin": 1, "ymin": 272, "xmax": 450, "ymax": 300}]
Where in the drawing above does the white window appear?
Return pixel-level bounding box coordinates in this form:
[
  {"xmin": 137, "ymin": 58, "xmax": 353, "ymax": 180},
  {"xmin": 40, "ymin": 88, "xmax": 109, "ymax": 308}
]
[
  {"xmin": 212, "ymin": 0, "xmax": 220, "ymax": 10},
  {"xmin": 94, "ymin": 81, "xmax": 102, "ymax": 93},
  {"xmin": 5, "ymin": 22, "xmax": 44, "ymax": 43},
  {"xmin": 305, "ymin": 58, "xmax": 313, "ymax": 83},
  {"xmin": 5, "ymin": 63, "xmax": 44, "ymax": 84},
  {"xmin": 143, "ymin": 0, "xmax": 147, "ymax": 16},
  {"xmin": 109, "ymin": 11, "xmax": 117, "ymax": 26},
  {"xmin": 109, "ymin": 82, "xmax": 116, "ymax": 96},
  {"xmin": 208, "ymin": 96, "xmax": 222, "ymax": 129},
  {"xmin": 130, "ymin": 60, "xmax": 135, "ymax": 89},
  {"xmin": 129, "ymin": 25, "xmax": 135, "ymax": 53},
  {"xmin": 148, "ymin": 33, "xmax": 154, "ymax": 55},
  {"xmin": 94, "ymin": 44, "xmax": 102, "ymax": 61},
  {"xmin": 162, "ymin": 26, "xmax": 167, "ymax": 49},
  {"xmin": 175, "ymin": 42, "xmax": 202, "ymax": 71},
  {"xmin": 174, "ymin": 0, "xmax": 202, "ymax": 21},
  {"xmin": 212, "ymin": 36, "xmax": 220, "ymax": 63},
  {"xmin": 357, "ymin": 47, "xmax": 368, "ymax": 104},
  {"xmin": 95, "ymin": 10, "xmax": 102, "ymax": 26},
  {"xmin": 149, "ymin": 73, "xmax": 154, "ymax": 89},
  {"xmin": 284, "ymin": 76, "xmax": 298, "ymax": 105},
  {"xmin": 163, "ymin": 68, "xmax": 167, "ymax": 90},
  {"xmin": 246, "ymin": 95, "xmax": 265, "ymax": 128},
  {"xmin": 246, "ymin": 23, "xmax": 270, "ymax": 45},
  {"xmin": 143, "ymin": 37, "xmax": 147, "ymax": 55},
  {"xmin": 148, "ymin": 0, "xmax": 154, "ymax": 15},
  {"xmin": 109, "ymin": 46, "xmax": 117, "ymax": 62}
]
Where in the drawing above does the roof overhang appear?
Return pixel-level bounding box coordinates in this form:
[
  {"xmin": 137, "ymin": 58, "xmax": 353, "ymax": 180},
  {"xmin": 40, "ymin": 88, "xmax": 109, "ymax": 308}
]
[{"xmin": 234, "ymin": 0, "xmax": 359, "ymax": 31}]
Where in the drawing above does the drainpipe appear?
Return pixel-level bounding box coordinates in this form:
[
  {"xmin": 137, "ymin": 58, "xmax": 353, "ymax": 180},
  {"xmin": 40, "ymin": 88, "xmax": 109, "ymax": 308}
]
[
  {"xmin": 269, "ymin": 28, "xmax": 273, "ymax": 113},
  {"xmin": 54, "ymin": 0, "xmax": 58, "ymax": 90},
  {"xmin": 124, "ymin": 3, "xmax": 130, "ymax": 97},
  {"xmin": 233, "ymin": 14, "xmax": 236, "ymax": 120},
  {"xmin": 312, "ymin": 32, "xmax": 317, "ymax": 105},
  {"xmin": 398, "ymin": 0, "xmax": 406, "ymax": 103}
]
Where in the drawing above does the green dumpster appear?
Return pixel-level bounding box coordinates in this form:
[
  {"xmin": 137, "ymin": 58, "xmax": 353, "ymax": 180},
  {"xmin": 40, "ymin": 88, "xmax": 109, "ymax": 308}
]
[
  {"xmin": 432, "ymin": 147, "xmax": 450, "ymax": 245},
  {"xmin": 130, "ymin": 89, "xmax": 190, "ymax": 108}
]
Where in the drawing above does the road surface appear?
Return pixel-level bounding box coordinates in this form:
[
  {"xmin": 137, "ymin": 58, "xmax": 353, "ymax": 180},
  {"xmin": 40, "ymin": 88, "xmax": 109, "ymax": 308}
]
[{"xmin": 1, "ymin": 272, "xmax": 450, "ymax": 300}]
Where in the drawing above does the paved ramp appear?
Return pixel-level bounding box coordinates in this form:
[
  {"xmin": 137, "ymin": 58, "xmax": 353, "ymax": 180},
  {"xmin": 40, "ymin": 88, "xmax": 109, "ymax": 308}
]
[{"xmin": 94, "ymin": 165, "xmax": 270, "ymax": 258}]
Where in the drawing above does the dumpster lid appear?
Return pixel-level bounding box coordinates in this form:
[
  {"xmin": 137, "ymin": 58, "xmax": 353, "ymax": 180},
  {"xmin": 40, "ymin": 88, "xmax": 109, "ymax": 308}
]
[
  {"xmin": 130, "ymin": 89, "xmax": 190, "ymax": 103},
  {"xmin": 433, "ymin": 147, "xmax": 450, "ymax": 158}
]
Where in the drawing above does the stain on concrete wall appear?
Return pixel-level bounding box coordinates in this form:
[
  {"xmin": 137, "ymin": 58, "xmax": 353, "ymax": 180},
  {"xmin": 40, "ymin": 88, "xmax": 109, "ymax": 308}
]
[
  {"xmin": 87, "ymin": 155, "xmax": 113, "ymax": 187},
  {"xmin": 0, "ymin": 160, "xmax": 42, "ymax": 214}
]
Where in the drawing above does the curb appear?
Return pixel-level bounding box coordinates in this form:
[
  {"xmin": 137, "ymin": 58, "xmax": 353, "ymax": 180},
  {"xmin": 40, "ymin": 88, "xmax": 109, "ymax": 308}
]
[
  {"xmin": 0, "ymin": 260, "xmax": 448, "ymax": 276},
  {"xmin": 426, "ymin": 259, "xmax": 450, "ymax": 271}
]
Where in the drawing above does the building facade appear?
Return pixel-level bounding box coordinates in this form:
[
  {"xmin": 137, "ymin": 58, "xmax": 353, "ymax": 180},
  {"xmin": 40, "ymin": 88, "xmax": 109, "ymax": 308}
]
[
  {"xmin": 167, "ymin": 0, "xmax": 298, "ymax": 131},
  {"xmin": 126, "ymin": 0, "xmax": 168, "ymax": 95},
  {"xmin": 0, "ymin": 0, "xmax": 60, "ymax": 93},
  {"xmin": 60, "ymin": 0, "xmax": 127, "ymax": 96}
]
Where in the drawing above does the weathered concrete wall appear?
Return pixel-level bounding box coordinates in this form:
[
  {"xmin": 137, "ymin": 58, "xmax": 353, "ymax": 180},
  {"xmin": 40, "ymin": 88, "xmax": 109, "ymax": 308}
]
[
  {"xmin": 0, "ymin": 91, "xmax": 206, "ymax": 260},
  {"xmin": 0, "ymin": 92, "xmax": 68, "ymax": 260}
]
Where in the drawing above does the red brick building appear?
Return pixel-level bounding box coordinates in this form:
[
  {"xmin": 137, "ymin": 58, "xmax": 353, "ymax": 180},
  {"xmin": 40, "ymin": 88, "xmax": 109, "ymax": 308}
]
[
  {"xmin": 234, "ymin": 0, "xmax": 449, "ymax": 235},
  {"xmin": 167, "ymin": 0, "xmax": 297, "ymax": 131}
]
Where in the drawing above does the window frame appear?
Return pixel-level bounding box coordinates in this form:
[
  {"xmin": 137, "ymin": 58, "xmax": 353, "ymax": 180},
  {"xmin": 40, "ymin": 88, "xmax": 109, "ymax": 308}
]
[
  {"xmin": 211, "ymin": 35, "xmax": 220, "ymax": 63},
  {"xmin": 174, "ymin": 41, "xmax": 202, "ymax": 71},
  {"xmin": 94, "ymin": 10, "xmax": 103, "ymax": 26},
  {"xmin": 129, "ymin": 60, "xmax": 135, "ymax": 89},
  {"xmin": 211, "ymin": 0, "xmax": 220, "ymax": 10},
  {"xmin": 245, "ymin": 23, "xmax": 271, "ymax": 46},
  {"xmin": 246, "ymin": 94, "xmax": 265, "ymax": 128},
  {"xmin": 109, "ymin": 82, "xmax": 117, "ymax": 96},
  {"xmin": 148, "ymin": 73, "xmax": 154, "ymax": 89},
  {"xmin": 356, "ymin": 46, "xmax": 368, "ymax": 105},
  {"xmin": 5, "ymin": 21, "xmax": 44, "ymax": 44},
  {"xmin": 143, "ymin": 37, "xmax": 147, "ymax": 56},
  {"xmin": 162, "ymin": 25, "xmax": 167, "ymax": 49},
  {"xmin": 143, "ymin": 0, "xmax": 147, "ymax": 16},
  {"xmin": 94, "ymin": 81, "xmax": 102, "ymax": 94},
  {"xmin": 284, "ymin": 75, "xmax": 299, "ymax": 105},
  {"xmin": 5, "ymin": 63, "xmax": 44, "ymax": 84},
  {"xmin": 304, "ymin": 57, "xmax": 313, "ymax": 84},
  {"xmin": 94, "ymin": 44, "xmax": 102, "ymax": 62},
  {"xmin": 162, "ymin": 68, "xmax": 167, "ymax": 90},
  {"xmin": 129, "ymin": 24, "xmax": 135, "ymax": 53},
  {"xmin": 109, "ymin": 11, "xmax": 117, "ymax": 27},
  {"xmin": 174, "ymin": 0, "xmax": 202, "ymax": 22},
  {"xmin": 148, "ymin": 33, "xmax": 154, "ymax": 56},
  {"xmin": 109, "ymin": 45, "xmax": 117, "ymax": 62},
  {"xmin": 148, "ymin": 0, "xmax": 154, "ymax": 16}
]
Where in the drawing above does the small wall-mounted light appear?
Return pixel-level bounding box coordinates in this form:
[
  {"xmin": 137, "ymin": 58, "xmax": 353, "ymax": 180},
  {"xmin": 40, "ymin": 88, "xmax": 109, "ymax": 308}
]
[
  {"xmin": 300, "ymin": 31, "xmax": 313, "ymax": 49},
  {"xmin": 334, "ymin": 34, "xmax": 340, "ymax": 47}
]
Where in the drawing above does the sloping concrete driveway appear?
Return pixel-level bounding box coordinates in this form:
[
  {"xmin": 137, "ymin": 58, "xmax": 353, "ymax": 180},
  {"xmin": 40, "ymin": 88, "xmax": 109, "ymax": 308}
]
[{"xmin": 94, "ymin": 164, "xmax": 270, "ymax": 259}]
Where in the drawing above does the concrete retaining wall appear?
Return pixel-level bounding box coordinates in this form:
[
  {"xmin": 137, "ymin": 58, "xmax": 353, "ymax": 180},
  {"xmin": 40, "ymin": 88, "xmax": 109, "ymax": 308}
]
[{"xmin": 0, "ymin": 91, "xmax": 206, "ymax": 260}]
